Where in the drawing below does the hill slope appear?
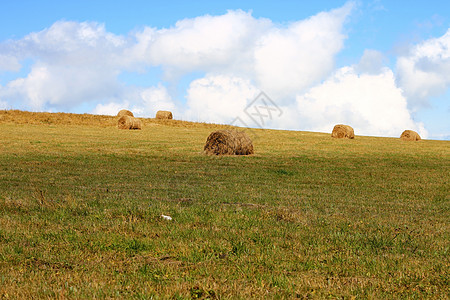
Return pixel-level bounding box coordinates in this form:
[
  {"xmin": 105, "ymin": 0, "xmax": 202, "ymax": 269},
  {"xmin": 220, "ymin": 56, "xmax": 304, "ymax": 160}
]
[{"xmin": 0, "ymin": 110, "xmax": 449, "ymax": 298}]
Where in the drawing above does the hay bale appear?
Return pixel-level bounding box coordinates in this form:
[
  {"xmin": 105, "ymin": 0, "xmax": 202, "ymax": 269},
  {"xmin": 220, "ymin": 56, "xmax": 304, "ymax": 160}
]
[
  {"xmin": 204, "ymin": 129, "xmax": 254, "ymax": 155},
  {"xmin": 118, "ymin": 115, "xmax": 142, "ymax": 130},
  {"xmin": 331, "ymin": 124, "xmax": 355, "ymax": 139},
  {"xmin": 156, "ymin": 110, "xmax": 173, "ymax": 119},
  {"xmin": 400, "ymin": 130, "xmax": 421, "ymax": 141},
  {"xmin": 117, "ymin": 109, "xmax": 134, "ymax": 118}
]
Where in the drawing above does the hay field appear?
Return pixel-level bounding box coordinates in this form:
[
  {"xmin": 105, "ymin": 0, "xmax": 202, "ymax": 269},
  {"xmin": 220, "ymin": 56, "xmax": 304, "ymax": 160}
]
[{"xmin": 0, "ymin": 110, "xmax": 449, "ymax": 298}]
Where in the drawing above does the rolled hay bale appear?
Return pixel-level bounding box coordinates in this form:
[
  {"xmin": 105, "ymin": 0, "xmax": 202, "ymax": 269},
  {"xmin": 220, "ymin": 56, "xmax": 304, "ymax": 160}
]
[
  {"xmin": 117, "ymin": 109, "xmax": 134, "ymax": 118},
  {"xmin": 118, "ymin": 115, "xmax": 142, "ymax": 130},
  {"xmin": 156, "ymin": 110, "xmax": 173, "ymax": 119},
  {"xmin": 204, "ymin": 129, "xmax": 254, "ymax": 155},
  {"xmin": 331, "ymin": 124, "xmax": 355, "ymax": 139},
  {"xmin": 400, "ymin": 130, "xmax": 421, "ymax": 141}
]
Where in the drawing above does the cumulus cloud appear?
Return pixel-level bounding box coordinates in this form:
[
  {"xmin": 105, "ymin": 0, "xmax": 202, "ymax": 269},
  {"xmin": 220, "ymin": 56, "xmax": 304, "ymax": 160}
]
[
  {"xmin": 17, "ymin": 21, "xmax": 127, "ymax": 65},
  {"xmin": 0, "ymin": 21, "xmax": 130, "ymax": 111},
  {"xmin": 396, "ymin": 28, "xmax": 450, "ymax": 109},
  {"xmin": 141, "ymin": 10, "xmax": 271, "ymax": 79},
  {"xmin": 185, "ymin": 75, "xmax": 258, "ymax": 124},
  {"xmin": 6, "ymin": 63, "xmax": 121, "ymax": 110},
  {"xmin": 295, "ymin": 67, "xmax": 427, "ymax": 137},
  {"xmin": 91, "ymin": 101, "xmax": 130, "ymax": 116},
  {"xmin": 135, "ymin": 84, "xmax": 176, "ymax": 116},
  {"xmin": 253, "ymin": 3, "xmax": 353, "ymax": 99},
  {"xmin": 0, "ymin": 5, "xmax": 353, "ymax": 112},
  {"xmin": 138, "ymin": 3, "xmax": 353, "ymax": 99},
  {"xmin": 0, "ymin": 54, "xmax": 21, "ymax": 72}
]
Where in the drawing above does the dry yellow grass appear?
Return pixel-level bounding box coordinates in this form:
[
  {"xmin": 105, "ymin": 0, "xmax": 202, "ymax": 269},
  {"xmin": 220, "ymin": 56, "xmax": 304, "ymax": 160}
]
[
  {"xmin": 0, "ymin": 110, "xmax": 117, "ymax": 127},
  {"xmin": 0, "ymin": 109, "xmax": 226, "ymax": 129}
]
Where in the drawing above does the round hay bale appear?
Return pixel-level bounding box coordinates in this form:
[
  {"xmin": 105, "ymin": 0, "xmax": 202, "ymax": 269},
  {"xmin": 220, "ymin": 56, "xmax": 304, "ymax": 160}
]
[
  {"xmin": 204, "ymin": 129, "xmax": 254, "ymax": 155},
  {"xmin": 400, "ymin": 130, "xmax": 421, "ymax": 141},
  {"xmin": 117, "ymin": 109, "xmax": 134, "ymax": 118},
  {"xmin": 156, "ymin": 110, "xmax": 173, "ymax": 119},
  {"xmin": 118, "ymin": 115, "xmax": 142, "ymax": 130},
  {"xmin": 331, "ymin": 124, "xmax": 355, "ymax": 139}
]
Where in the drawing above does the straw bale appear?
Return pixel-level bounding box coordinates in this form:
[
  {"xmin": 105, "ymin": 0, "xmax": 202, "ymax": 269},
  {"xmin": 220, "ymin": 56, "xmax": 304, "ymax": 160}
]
[
  {"xmin": 331, "ymin": 124, "xmax": 355, "ymax": 139},
  {"xmin": 117, "ymin": 109, "xmax": 134, "ymax": 118},
  {"xmin": 204, "ymin": 129, "xmax": 254, "ymax": 155},
  {"xmin": 400, "ymin": 130, "xmax": 421, "ymax": 141},
  {"xmin": 156, "ymin": 111, "xmax": 173, "ymax": 119},
  {"xmin": 118, "ymin": 115, "xmax": 142, "ymax": 130}
]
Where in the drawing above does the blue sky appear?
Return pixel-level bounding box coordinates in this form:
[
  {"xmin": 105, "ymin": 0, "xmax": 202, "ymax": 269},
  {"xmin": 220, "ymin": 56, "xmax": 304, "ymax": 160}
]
[{"xmin": 0, "ymin": 0, "xmax": 449, "ymax": 139}]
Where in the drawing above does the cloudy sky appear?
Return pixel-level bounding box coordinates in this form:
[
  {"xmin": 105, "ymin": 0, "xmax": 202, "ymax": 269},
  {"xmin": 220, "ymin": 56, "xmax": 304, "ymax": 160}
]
[{"xmin": 0, "ymin": 0, "xmax": 449, "ymax": 139}]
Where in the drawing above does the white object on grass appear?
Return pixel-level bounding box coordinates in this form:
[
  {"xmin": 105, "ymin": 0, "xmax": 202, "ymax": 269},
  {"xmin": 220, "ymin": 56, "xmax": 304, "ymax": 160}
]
[{"xmin": 161, "ymin": 214, "xmax": 172, "ymax": 221}]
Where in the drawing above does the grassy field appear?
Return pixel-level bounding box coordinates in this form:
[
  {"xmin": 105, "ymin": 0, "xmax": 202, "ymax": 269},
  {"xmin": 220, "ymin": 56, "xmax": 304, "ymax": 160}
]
[{"xmin": 0, "ymin": 110, "xmax": 448, "ymax": 299}]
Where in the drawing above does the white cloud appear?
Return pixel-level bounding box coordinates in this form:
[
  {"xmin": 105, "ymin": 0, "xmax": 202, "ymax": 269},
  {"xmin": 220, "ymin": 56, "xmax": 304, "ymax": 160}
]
[
  {"xmin": 396, "ymin": 28, "xmax": 450, "ymax": 108},
  {"xmin": 295, "ymin": 67, "xmax": 427, "ymax": 138},
  {"xmin": 0, "ymin": 54, "xmax": 21, "ymax": 72},
  {"xmin": 185, "ymin": 74, "xmax": 258, "ymax": 124},
  {"xmin": 141, "ymin": 10, "xmax": 272, "ymax": 79},
  {"xmin": 134, "ymin": 84, "xmax": 176, "ymax": 117},
  {"xmin": 137, "ymin": 3, "xmax": 354, "ymax": 100},
  {"xmin": 19, "ymin": 21, "xmax": 127, "ymax": 65},
  {"xmin": 0, "ymin": 5, "xmax": 354, "ymax": 113},
  {"xmin": 5, "ymin": 63, "xmax": 121, "ymax": 110},
  {"xmin": 0, "ymin": 21, "xmax": 130, "ymax": 111},
  {"xmin": 253, "ymin": 3, "xmax": 353, "ymax": 99},
  {"xmin": 91, "ymin": 101, "xmax": 130, "ymax": 116}
]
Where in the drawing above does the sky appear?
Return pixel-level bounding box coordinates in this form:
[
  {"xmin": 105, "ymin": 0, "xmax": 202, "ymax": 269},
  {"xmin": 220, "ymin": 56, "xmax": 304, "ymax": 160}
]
[{"xmin": 0, "ymin": 0, "xmax": 449, "ymax": 140}]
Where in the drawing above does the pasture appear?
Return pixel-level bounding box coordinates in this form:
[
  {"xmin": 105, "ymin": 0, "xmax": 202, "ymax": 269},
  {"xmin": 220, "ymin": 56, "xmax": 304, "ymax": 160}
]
[{"xmin": 0, "ymin": 110, "xmax": 448, "ymax": 298}]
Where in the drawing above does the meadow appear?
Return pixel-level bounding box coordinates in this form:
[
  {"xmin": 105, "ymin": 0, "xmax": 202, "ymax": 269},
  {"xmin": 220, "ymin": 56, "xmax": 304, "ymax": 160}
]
[{"xmin": 0, "ymin": 110, "xmax": 448, "ymax": 299}]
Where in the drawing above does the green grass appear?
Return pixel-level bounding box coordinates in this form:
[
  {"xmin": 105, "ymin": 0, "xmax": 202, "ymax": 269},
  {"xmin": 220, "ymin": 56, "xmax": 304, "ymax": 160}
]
[{"xmin": 0, "ymin": 111, "xmax": 449, "ymax": 299}]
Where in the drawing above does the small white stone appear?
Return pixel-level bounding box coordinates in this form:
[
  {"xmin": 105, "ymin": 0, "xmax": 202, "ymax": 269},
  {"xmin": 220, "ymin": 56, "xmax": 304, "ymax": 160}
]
[{"xmin": 161, "ymin": 214, "xmax": 172, "ymax": 221}]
